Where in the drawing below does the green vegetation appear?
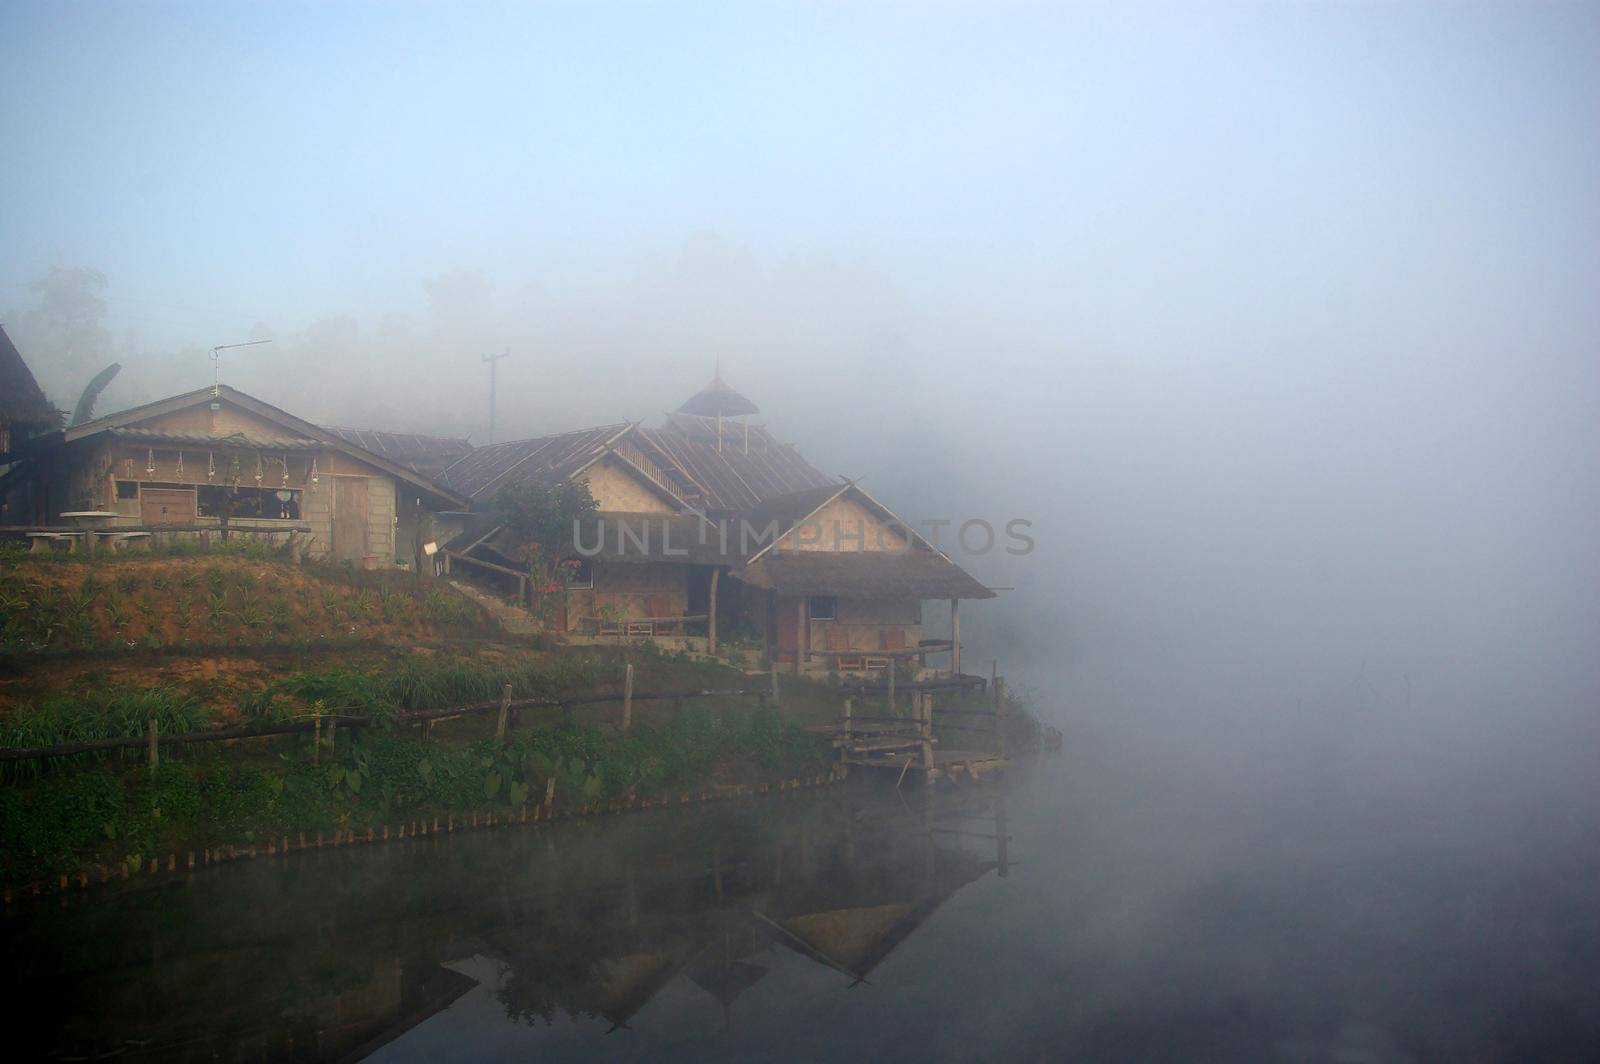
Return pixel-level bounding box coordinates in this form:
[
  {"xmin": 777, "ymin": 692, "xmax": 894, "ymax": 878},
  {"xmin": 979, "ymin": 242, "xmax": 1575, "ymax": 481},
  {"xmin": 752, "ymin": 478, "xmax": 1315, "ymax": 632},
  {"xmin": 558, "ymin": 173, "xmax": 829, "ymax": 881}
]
[
  {"xmin": 0, "ymin": 707, "xmax": 828, "ymax": 885},
  {"xmin": 0, "ymin": 553, "xmax": 492, "ymax": 653},
  {"xmin": 492, "ymin": 478, "xmax": 600, "ymax": 622},
  {"xmin": 0, "ymin": 533, "xmax": 291, "ymax": 568},
  {"xmin": 0, "ymin": 689, "xmax": 206, "ymax": 783}
]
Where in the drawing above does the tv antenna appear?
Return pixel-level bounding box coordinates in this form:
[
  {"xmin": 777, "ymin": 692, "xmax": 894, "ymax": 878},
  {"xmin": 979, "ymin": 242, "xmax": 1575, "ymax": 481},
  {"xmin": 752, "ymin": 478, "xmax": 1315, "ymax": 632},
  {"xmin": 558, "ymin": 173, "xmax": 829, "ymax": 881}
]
[
  {"xmin": 210, "ymin": 338, "xmax": 273, "ymax": 396},
  {"xmin": 482, "ymin": 347, "xmax": 509, "ymax": 443}
]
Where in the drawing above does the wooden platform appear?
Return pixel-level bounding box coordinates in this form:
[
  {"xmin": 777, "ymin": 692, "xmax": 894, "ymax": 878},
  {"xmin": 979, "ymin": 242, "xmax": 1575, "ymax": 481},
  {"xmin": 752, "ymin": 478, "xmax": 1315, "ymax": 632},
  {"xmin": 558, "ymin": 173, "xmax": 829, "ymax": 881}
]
[{"xmin": 841, "ymin": 749, "xmax": 1009, "ymax": 782}]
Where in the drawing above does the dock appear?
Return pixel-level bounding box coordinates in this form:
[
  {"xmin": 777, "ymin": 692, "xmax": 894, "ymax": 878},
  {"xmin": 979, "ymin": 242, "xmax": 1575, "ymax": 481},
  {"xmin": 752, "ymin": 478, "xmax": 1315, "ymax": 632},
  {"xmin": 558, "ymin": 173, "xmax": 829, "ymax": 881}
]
[{"xmin": 832, "ymin": 663, "xmax": 1011, "ymax": 784}]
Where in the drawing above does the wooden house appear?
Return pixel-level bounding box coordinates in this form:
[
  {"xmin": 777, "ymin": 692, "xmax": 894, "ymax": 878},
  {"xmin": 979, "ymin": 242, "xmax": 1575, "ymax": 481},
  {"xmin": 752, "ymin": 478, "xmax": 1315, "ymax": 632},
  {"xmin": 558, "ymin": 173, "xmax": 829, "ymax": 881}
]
[
  {"xmin": 2, "ymin": 384, "xmax": 465, "ymax": 566},
  {"xmin": 0, "ymin": 325, "xmax": 64, "ymax": 524},
  {"xmin": 438, "ymin": 376, "xmax": 994, "ymax": 674}
]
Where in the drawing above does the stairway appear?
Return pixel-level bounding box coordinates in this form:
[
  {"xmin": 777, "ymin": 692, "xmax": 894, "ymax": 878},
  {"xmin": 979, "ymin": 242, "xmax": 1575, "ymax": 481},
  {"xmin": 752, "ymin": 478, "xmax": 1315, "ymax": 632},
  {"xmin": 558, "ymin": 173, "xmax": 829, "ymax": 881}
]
[{"xmin": 446, "ymin": 580, "xmax": 544, "ymax": 636}]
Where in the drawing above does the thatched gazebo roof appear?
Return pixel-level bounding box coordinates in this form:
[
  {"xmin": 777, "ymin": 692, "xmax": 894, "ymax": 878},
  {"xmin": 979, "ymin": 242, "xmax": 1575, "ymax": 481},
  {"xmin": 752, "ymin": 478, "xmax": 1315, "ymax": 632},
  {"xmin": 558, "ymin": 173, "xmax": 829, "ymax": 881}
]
[{"xmin": 677, "ymin": 371, "xmax": 759, "ymax": 418}]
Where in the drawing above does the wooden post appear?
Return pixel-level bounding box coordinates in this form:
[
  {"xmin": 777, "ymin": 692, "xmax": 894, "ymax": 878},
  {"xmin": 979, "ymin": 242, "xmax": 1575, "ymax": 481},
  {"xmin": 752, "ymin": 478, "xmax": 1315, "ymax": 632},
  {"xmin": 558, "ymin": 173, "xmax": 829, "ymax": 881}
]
[
  {"xmin": 313, "ymin": 712, "xmax": 321, "ymax": 765},
  {"xmin": 326, "ymin": 715, "xmax": 336, "ymax": 754},
  {"xmin": 795, "ymin": 598, "xmax": 806, "ymax": 675},
  {"xmin": 950, "ymin": 598, "xmax": 961, "ymax": 677},
  {"xmin": 995, "ymin": 675, "xmax": 1008, "ymax": 760},
  {"xmin": 442, "ymin": 551, "xmax": 451, "ymax": 575},
  {"xmin": 919, "ymin": 692, "xmax": 935, "ymax": 783},
  {"xmin": 842, "ymin": 696, "xmax": 853, "ymax": 745},
  {"xmin": 995, "ymin": 795, "xmax": 1010, "ymax": 878},
  {"xmin": 496, "ymin": 682, "xmax": 512, "ymax": 741},
  {"xmin": 887, "ymin": 658, "xmax": 896, "ymax": 713},
  {"xmin": 147, "ymin": 715, "xmax": 158, "ymax": 775},
  {"xmin": 517, "ymin": 573, "xmax": 527, "ymax": 608},
  {"xmin": 622, "ymin": 663, "xmax": 634, "ymax": 733},
  {"xmin": 770, "ymin": 663, "xmax": 780, "ymax": 708},
  {"xmin": 707, "ymin": 567, "xmax": 719, "ymax": 655}
]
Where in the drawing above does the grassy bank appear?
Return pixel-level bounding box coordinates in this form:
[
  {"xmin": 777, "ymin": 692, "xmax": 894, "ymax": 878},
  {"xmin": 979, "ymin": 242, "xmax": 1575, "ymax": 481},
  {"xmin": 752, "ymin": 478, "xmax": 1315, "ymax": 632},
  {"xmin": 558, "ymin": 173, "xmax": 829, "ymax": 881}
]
[
  {"xmin": 0, "ymin": 549, "xmax": 491, "ymax": 656},
  {"xmin": 0, "ymin": 704, "xmax": 830, "ymax": 886},
  {"xmin": 0, "ymin": 639, "xmax": 851, "ymax": 885},
  {"xmin": 1, "ymin": 550, "xmax": 1037, "ymax": 890}
]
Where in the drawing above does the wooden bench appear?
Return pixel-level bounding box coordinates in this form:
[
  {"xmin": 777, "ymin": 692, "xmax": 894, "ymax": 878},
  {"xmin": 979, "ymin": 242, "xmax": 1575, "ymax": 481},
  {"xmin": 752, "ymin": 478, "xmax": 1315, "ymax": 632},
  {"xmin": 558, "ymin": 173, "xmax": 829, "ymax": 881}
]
[{"xmin": 826, "ymin": 628, "xmax": 867, "ymax": 671}]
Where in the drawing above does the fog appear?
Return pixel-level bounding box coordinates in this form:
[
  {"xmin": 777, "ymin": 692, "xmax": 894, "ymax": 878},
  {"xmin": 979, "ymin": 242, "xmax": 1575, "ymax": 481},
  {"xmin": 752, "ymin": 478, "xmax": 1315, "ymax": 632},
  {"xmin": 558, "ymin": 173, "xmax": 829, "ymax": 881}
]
[{"xmin": 5, "ymin": 0, "xmax": 1599, "ymax": 846}]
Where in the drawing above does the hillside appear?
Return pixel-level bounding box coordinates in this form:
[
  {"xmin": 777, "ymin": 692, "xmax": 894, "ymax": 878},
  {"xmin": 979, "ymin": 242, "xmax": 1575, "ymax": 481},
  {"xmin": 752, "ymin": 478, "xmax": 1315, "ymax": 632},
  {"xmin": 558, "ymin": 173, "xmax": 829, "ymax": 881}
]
[{"xmin": 0, "ymin": 547, "xmax": 491, "ymax": 664}]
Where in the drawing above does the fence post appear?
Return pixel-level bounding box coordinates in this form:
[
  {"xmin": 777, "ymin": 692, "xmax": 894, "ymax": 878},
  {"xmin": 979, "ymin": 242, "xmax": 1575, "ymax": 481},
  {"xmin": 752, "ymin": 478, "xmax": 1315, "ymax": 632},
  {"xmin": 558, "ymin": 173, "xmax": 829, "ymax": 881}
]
[
  {"xmin": 147, "ymin": 716, "xmax": 159, "ymax": 775},
  {"xmin": 995, "ymin": 675, "xmax": 1007, "ymax": 760},
  {"xmin": 496, "ymin": 682, "xmax": 512, "ymax": 741},
  {"xmin": 622, "ymin": 663, "xmax": 634, "ymax": 734},
  {"xmin": 919, "ymin": 693, "xmax": 935, "ymax": 783}
]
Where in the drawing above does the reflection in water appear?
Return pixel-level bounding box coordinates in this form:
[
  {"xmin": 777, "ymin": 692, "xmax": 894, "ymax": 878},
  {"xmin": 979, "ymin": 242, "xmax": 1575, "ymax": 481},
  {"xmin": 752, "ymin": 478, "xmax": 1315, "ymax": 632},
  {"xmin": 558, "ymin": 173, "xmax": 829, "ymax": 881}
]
[
  {"xmin": 10, "ymin": 744, "xmax": 1599, "ymax": 1061},
  {"xmin": 3, "ymin": 779, "xmax": 1013, "ymax": 1061}
]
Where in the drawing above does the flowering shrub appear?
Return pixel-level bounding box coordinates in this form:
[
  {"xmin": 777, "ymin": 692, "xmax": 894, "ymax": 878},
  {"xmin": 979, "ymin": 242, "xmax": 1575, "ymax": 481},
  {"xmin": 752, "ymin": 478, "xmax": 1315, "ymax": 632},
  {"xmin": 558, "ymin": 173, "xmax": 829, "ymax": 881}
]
[{"xmin": 492, "ymin": 481, "xmax": 600, "ymax": 625}]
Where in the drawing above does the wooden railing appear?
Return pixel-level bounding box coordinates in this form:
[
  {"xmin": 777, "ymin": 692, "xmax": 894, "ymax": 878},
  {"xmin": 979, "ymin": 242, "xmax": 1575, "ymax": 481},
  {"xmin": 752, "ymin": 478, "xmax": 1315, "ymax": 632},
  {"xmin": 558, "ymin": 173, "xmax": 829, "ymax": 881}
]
[
  {"xmin": 834, "ymin": 662, "xmax": 1009, "ymax": 784},
  {"xmin": 610, "ymin": 439, "xmax": 688, "ymax": 503},
  {"xmin": 0, "ymin": 662, "xmax": 796, "ymax": 768},
  {"xmin": 3, "ymin": 523, "xmax": 312, "ymax": 557}
]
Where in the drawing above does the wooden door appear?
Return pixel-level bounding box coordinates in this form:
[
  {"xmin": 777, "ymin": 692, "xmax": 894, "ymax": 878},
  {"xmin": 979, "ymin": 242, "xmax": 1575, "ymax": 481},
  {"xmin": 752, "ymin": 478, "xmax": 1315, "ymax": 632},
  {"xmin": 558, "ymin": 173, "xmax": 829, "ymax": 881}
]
[
  {"xmin": 773, "ymin": 595, "xmax": 799, "ymax": 663},
  {"xmin": 332, "ymin": 477, "xmax": 369, "ymax": 564},
  {"xmin": 140, "ymin": 487, "xmax": 196, "ymax": 526}
]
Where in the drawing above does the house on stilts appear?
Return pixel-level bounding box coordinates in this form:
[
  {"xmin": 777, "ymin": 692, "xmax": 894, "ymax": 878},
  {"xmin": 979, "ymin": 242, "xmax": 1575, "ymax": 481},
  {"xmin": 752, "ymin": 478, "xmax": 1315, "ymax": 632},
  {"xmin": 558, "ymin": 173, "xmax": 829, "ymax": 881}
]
[{"xmin": 430, "ymin": 373, "xmax": 995, "ymax": 678}]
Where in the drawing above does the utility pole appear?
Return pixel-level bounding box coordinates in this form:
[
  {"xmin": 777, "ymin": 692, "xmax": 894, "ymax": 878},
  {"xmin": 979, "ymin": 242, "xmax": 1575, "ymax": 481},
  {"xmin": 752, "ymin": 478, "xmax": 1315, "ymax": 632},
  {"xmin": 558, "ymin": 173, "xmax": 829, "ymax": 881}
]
[{"xmin": 482, "ymin": 347, "xmax": 509, "ymax": 443}]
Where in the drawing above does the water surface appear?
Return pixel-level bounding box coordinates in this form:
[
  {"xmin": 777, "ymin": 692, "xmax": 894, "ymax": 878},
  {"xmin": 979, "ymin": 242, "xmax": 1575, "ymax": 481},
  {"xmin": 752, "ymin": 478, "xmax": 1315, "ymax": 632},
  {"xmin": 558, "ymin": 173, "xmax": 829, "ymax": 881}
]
[{"xmin": 6, "ymin": 719, "xmax": 1599, "ymax": 1061}]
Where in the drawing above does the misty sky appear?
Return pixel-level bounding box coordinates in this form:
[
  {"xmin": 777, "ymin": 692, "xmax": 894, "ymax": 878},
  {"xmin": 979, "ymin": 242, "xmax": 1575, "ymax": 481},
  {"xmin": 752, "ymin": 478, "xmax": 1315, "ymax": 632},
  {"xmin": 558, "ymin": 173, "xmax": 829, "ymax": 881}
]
[{"xmin": 3, "ymin": 1, "xmax": 1597, "ymax": 740}]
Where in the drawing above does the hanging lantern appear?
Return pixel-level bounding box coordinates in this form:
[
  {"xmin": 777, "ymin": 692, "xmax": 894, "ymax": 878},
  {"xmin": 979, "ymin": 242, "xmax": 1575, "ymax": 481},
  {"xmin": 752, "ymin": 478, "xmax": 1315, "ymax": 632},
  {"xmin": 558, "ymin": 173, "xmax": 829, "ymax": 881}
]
[
  {"xmin": 145, "ymin": 449, "xmax": 156, "ymax": 475},
  {"xmin": 208, "ymin": 451, "xmax": 215, "ymax": 480},
  {"xmin": 281, "ymin": 455, "xmax": 289, "ymax": 486},
  {"xmin": 310, "ymin": 457, "xmax": 320, "ymax": 485},
  {"xmin": 254, "ymin": 454, "xmax": 263, "ymax": 484},
  {"xmin": 175, "ymin": 450, "xmax": 185, "ymax": 477}
]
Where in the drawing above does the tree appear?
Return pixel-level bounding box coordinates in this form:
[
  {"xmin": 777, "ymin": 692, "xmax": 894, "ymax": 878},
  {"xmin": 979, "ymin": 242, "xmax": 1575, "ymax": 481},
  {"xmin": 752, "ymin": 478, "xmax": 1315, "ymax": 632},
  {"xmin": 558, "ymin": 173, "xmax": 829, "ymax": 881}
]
[
  {"xmin": 18, "ymin": 267, "xmax": 111, "ymax": 396},
  {"xmin": 493, "ymin": 479, "xmax": 599, "ymax": 618}
]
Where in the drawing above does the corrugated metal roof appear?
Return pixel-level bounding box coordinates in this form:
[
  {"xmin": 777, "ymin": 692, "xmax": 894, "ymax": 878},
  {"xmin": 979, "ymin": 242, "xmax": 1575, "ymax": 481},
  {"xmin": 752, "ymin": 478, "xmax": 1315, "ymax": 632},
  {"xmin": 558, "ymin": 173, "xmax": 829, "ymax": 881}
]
[
  {"xmin": 109, "ymin": 427, "xmax": 324, "ymax": 450},
  {"xmin": 324, "ymin": 427, "xmax": 473, "ymax": 477},
  {"xmin": 638, "ymin": 415, "xmax": 835, "ymax": 512},
  {"xmin": 438, "ymin": 423, "xmax": 628, "ymax": 502},
  {"xmin": 0, "ymin": 325, "xmax": 60, "ymax": 430}
]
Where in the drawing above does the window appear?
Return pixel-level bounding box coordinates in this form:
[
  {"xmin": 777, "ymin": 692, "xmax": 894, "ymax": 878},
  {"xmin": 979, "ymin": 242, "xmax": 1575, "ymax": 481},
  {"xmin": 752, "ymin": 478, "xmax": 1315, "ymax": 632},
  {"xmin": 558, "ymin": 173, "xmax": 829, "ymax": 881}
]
[
  {"xmin": 197, "ymin": 486, "xmax": 301, "ymax": 520},
  {"xmin": 808, "ymin": 595, "xmax": 837, "ymax": 620},
  {"xmin": 115, "ymin": 480, "xmax": 139, "ymax": 500},
  {"xmin": 565, "ymin": 558, "xmax": 594, "ymax": 589}
]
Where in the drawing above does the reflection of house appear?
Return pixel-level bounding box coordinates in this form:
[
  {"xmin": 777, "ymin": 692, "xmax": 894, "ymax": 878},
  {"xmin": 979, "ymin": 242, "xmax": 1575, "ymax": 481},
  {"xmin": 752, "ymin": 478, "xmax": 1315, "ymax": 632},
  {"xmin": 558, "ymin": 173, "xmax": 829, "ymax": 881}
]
[
  {"xmin": 13, "ymin": 781, "xmax": 1011, "ymax": 1059},
  {"xmin": 2, "ymin": 385, "xmax": 464, "ymax": 566},
  {"xmin": 434, "ymin": 374, "xmax": 995, "ymax": 673}
]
